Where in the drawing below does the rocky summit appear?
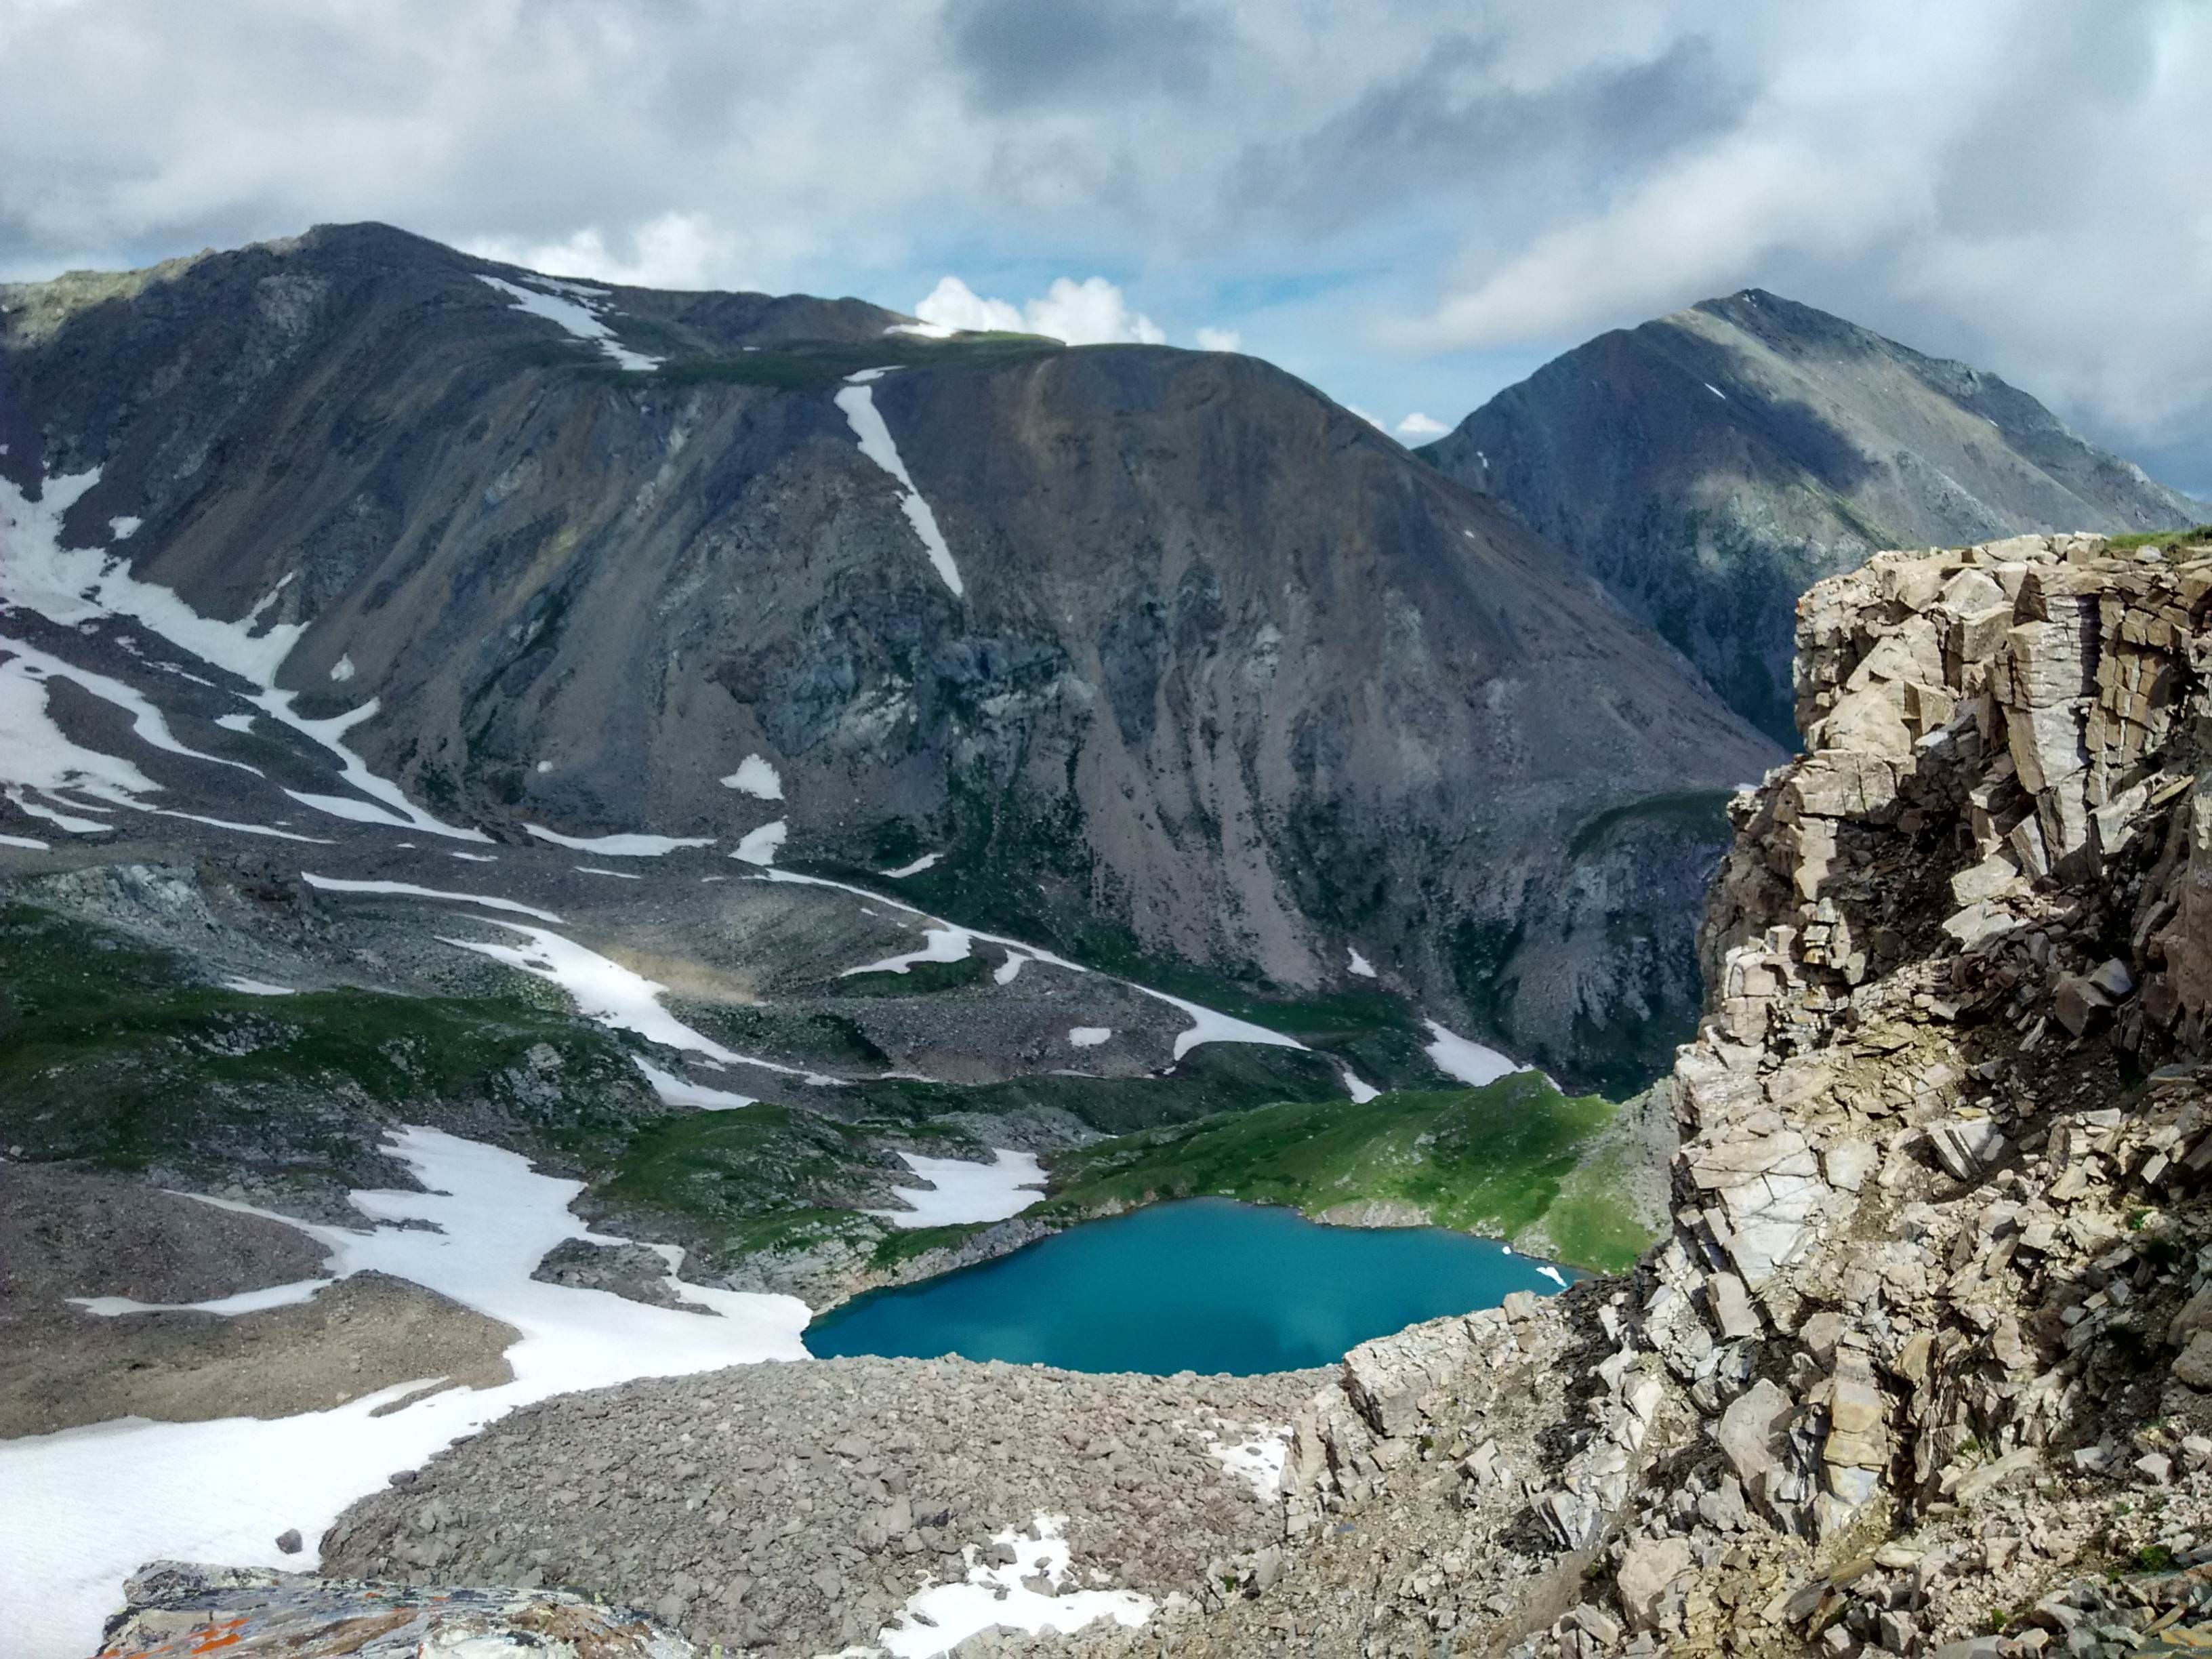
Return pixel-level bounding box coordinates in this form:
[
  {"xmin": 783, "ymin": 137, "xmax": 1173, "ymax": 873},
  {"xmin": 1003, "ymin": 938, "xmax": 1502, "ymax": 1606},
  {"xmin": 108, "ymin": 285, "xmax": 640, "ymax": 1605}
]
[{"xmin": 1422, "ymin": 291, "xmax": 2204, "ymax": 745}]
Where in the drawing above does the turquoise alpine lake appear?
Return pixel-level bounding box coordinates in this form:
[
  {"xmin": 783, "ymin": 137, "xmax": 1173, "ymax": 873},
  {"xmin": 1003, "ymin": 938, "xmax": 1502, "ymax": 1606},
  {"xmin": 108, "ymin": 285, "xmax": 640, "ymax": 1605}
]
[{"xmin": 804, "ymin": 1197, "xmax": 1572, "ymax": 1375}]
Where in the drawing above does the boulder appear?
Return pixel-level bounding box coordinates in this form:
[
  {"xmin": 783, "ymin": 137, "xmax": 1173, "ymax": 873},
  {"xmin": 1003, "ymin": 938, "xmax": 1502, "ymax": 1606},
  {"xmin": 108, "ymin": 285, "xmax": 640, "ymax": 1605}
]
[{"xmin": 1616, "ymin": 1535, "xmax": 1694, "ymax": 1631}]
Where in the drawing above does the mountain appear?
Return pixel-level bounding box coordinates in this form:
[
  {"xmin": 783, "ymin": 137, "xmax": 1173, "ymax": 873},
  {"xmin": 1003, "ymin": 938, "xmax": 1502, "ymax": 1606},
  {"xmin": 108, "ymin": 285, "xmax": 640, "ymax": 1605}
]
[
  {"xmin": 0, "ymin": 222, "xmax": 1780, "ymax": 1088},
  {"xmin": 1420, "ymin": 288, "xmax": 2203, "ymax": 743}
]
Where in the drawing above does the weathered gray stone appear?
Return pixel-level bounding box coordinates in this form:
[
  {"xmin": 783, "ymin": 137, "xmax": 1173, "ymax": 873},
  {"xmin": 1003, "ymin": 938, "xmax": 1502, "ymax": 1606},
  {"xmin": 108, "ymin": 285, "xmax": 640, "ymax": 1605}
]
[{"xmin": 1616, "ymin": 1535, "xmax": 1693, "ymax": 1631}]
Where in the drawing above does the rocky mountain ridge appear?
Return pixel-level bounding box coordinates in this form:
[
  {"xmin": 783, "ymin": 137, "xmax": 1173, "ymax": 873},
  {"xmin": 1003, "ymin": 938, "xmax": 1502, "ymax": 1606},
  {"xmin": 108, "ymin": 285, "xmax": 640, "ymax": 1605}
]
[
  {"xmin": 1422, "ymin": 289, "xmax": 2203, "ymax": 745},
  {"xmin": 1, "ymin": 220, "xmax": 1781, "ymax": 1090}
]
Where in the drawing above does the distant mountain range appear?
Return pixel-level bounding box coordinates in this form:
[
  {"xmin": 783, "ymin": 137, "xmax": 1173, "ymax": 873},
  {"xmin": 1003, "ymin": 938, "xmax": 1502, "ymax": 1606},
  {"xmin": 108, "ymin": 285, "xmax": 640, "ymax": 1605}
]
[
  {"xmin": 1421, "ymin": 288, "xmax": 2203, "ymax": 743},
  {"xmin": 0, "ymin": 222, "xmax": 1780, "ymax": 1090}
]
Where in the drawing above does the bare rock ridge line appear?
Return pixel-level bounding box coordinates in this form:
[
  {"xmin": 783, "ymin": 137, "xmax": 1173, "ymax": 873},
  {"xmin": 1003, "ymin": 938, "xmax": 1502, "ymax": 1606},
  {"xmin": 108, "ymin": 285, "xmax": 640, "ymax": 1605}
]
[{"xmin": 1422, "ymin": 288, "xmax": 2204, "ymax": 745}]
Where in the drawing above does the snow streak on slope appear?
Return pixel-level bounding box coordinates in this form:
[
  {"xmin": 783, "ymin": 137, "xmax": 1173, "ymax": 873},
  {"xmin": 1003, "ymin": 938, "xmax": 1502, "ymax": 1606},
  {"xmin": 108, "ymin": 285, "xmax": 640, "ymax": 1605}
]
[
  {"xmin": 834, "ymin": 370, "xmax": 966, "ymax": 597},
  {"xmin": 754, "ymin": 868, "xmax": 1355, "ymax": 1076},
  {"xmin": 475, "ymin": 275, "xmax": 661, "ymax": 372},
  {"xmin": 634, "ymin": 1059, "xmax": 757, "ymax": 1110},
  {"xmin": 0, "ymin": 1126, "xmax": 808, "ymax": 1659},
  {"xmin": 300, "ymin": 874, "xmax": 564, "ymax": 924},
  {"xmin": 434, "ymin": 917, "xmax": 834, "ymax": 1082},
  {"xmin": 1422, "ymin": 1020, "xmax": 1523, "ymax": 1087},
  {"xmin": 0, "ymin": 467, "xmax": 489, "ymax": 842},
  {"xmin": 524, "ymin": 824, "xmax": 716, "ymax": 856}
]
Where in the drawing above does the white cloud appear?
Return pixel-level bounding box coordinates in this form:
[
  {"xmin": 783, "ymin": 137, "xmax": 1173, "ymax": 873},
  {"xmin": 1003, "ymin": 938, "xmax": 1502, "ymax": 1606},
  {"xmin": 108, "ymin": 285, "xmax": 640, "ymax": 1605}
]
[
  {"xmin": 911, "ymin": 275, "xmax": 1026, "ymax": 333},
  {"xmin": 1395, "ymin": 411, "xmax": 1450, "ymax": 437},
  {"xmin": 1194, "ymin": 326, "xmax": 1242, "ymax": 352},
  {"xmin": 914, "ymin": 272, "xmax": 1165, "ymax": 345},
  {"xmin": 464, "ymin": 213, "xmax": 775, "ymax": 292}
]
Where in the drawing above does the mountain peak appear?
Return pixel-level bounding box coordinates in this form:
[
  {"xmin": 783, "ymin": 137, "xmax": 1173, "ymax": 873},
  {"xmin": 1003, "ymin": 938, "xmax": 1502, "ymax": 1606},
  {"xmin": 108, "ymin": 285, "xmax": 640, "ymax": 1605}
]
[{"xmin": 1425, "ymin": 292, "xmax": 2200, "ymax": 742}]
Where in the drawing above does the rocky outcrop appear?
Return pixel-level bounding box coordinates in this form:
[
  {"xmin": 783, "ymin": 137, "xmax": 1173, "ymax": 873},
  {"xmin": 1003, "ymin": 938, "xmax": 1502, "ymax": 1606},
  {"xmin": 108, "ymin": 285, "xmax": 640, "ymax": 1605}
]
[
  {"xmin": 1059, "ymin": 527, "xmax": 2212, "ymax": 1656},
  {"xmin": 95, "ymin": 1561, "xmax": 692, "ymax": 1658}
]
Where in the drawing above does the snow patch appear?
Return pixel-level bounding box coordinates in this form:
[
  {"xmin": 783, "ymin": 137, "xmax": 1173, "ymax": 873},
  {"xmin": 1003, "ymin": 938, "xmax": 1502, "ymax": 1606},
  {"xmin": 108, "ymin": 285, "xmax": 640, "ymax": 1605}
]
[
  {"xmin": 1704, "ymin": 382, "xmax": 1727, "ymax": 400},
  {"xmin": 449, "ymin": 851, "xmax": 497, "ymax": 863},
  {"xmin": 843, "ymin": 925, "xmax": 974, "ymax": 977},
  {"xmin": 1347, "ymin": 947, "xmax": 1376, "ymax": 979},
  {"xmin": 732, "ymin": 819, "xmax": 787, "ymax": 866},
  {"xmin": 476, "ymin": 275, "xmax": 661, "ymax": 373},
  {"xmin": 719, "ymin": 754, "xmax": 783, "ymax": 800},
  {"xmin": 1134, "ymin": 985, "xmax": 1306, "ymax": 1063},
  {"xmin": 867, "ymin": 1149, "xmax": 1046, "ymax": 1229},
  {"xmin": 1206, "ymin": 1427, "xmax": 1290, "ymax": 1501},
  {"xmin": 107, "ymin": 516, "xmax": 142, "ymax": 540},
  {"xmin": 73, "ymin": 1279, "xmax": 331, "ymax": 1318},
  {"xmin": 575, "ymin": 865, "xmax": 642, "ymax": 880},
  {"xmin": 300, "ymin": 874, "xmax": 565, "ymax": 924},
  {"xmin": 525, "ymin": 825, "xmax": 715, "ymax": 857},
  {"xmin": 834, "ymin": 374, "xmax": 965, "ymax": 596},
  {"xmin": 879, "ymin": 851, "xmax": 941, "ymax": 879},
  {"xmin": 1342, "ymin": 1068, "xmax": 1381, "ymax": 1104},
  {"xmin": 1421, "ymin": 1021, "xmax": 1522, "ymax": 1088},
  {"xmin": 1067, "ymin": 1026, "xmax": 1112, "ymax": 1048},
  {"xmin": 634, "ymin": 1059, "xmax": 756, "ymax": 1111},
  {"xmin": 213, "ymin": 712, "xmax": 255, "ymax": 733},
  {"xmin": 876, "ymin": 1514, "xmax": 1150, "ymax": 1656},
  {"xmin": 0, "ymin": 1126, "xmax": 808, "ymax": 1659},
  {"xmin": 0, "ymin": 832, "xmax": 51, "ymax": 851},
  {"xmin": 327, "ymin": 654, "xmax": 355, "ymax": 683},
  {"xmin": 436, "ymin": 919, "xmax": 830, "ymax": 1082},
  {"xmin": 222, "ymin": 978, "xmax": 297, "ymax": 997}
]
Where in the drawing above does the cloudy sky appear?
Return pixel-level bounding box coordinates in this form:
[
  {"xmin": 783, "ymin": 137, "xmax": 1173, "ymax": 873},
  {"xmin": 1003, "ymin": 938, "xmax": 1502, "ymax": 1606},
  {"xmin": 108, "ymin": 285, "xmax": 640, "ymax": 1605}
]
[{"xmin": 3, "ymin": 0, "xmax": 2205, "ymax": 491}]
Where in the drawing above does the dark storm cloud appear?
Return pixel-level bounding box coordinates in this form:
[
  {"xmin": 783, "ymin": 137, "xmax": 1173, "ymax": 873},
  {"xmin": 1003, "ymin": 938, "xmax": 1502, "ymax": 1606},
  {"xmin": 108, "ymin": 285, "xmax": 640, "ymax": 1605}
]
[{"xmin": 943, "ymin": 0, "xmax": 1223, "ymax": 110}]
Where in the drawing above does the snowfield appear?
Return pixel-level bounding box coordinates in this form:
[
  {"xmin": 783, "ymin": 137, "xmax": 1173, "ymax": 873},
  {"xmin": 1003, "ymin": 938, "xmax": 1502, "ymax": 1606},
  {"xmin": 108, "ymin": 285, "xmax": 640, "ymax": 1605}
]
[
  {"xmin": 868, "ymin": 1149, "xmax": 1047, "ymax": 1228},
  {"xmin": 0, "ymin": 1127, "xmax": 808, "ymax": 1659}
]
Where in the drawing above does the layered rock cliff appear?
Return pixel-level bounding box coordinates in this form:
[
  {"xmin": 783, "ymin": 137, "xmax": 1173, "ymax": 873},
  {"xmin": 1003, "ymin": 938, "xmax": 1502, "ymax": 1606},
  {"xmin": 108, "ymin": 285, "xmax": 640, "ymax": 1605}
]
[{"xmin": 1137, "ymin": 526, "xmax": 2212, "ymax": 1655}]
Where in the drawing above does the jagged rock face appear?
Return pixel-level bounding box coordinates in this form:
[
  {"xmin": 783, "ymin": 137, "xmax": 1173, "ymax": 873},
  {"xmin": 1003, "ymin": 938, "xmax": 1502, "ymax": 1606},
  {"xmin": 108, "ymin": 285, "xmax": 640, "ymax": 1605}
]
[
  {"xmin": 1422, "ymin": 289, "xmax": 2202, "ymax": 744},
  {"xmin": 1149, "ymin": 529, "xmax": 2212, "ymax": 1654},
  {"xmin": 0, "ymin": 222, "xmax": 1780, "ymax": 1086}
]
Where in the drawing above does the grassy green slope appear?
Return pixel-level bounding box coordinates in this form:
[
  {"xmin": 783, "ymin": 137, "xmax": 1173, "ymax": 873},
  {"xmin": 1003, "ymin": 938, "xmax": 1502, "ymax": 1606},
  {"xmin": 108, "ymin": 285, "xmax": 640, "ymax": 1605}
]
[
  {"xmin": 1041, "ymin": 1073, "xmax": 1664, "ymax": 1273},
  {"xmin": 0, "ymin": 903, "xmax": 659, "ymax": 1186}
]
